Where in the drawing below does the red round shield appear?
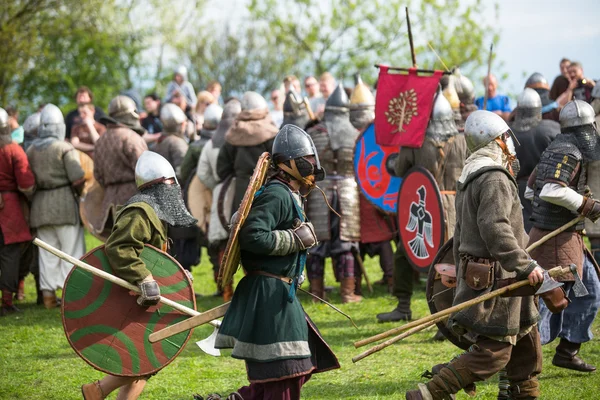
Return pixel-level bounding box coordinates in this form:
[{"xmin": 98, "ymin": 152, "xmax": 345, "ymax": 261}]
[
  {"xmin": 397, "ymin": 167, "xmax": 445, "ymax": 272},
  {"xmin": 62, "ymin": 245, "xmax": 195, "ymax": 377}
]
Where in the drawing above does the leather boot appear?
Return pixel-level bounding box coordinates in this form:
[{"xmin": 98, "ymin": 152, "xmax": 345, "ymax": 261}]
[
  {"xmin": 42, "ymin": 290, "xmax": 58, "ymax": 309},
  {"xmin": 354, "ymin": 275, "xmax": 363, "ymax": 296},
  {"xmin": 340, "ymin": 277, "xmax": 362, "ymax": 303},
  {"xmin": 81, "ymin": 380, "xmax": 104, "ymax": 400},
  {"xmin": 1, "ymin": 291, "xmax": 21, "ymax": 316},
  {"xmin": 309, "ymin": 278, "xmax": 325, "ymax": 302},
  {"xmin": 552, "ymin": 338, "xmax": 596, "ymax": 372},
  {"xmin": 377, "ymin": 296, "xmax": 411, "ymax": 322},
  {"xmin": 406, "ymin": 383, "xmax": 456, "ymax": 400},
  {"xmin": 222, "ymin": 284, "xmax": 233, "ymax": 302}
]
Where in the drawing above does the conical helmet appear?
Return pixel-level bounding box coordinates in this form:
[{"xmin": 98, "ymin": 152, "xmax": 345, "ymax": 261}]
[
  {"xmin": 559, "ymin": 100, "xmax": 596, "ymax": 129},
  {"xmin": 241, "ymin": 91, "xmax": 268, "ymax": 111},
  {"xmin": 160, "ymin": 103, "xmax": 187, "ymax": 134},
  {"xmin": 464, "ymin": 110, "xmax": 512, "ymax": 153},
  {"xmin": 349, "ymin": 75, "xmax": 374, "ymax": 107},
  {"xmin": 0, "ymin": 107, "xmax": 9, "ymax": 137},
  {"xmin": 135, "ymin": 151, "xmax": 177, "ymax": 189},
  {"xmin": 525, "ymin": 72, "xmax": 548, "ymax": 90},
  {"xmin": 39, "ymin": 104, "xmax": 66, "ymax": 140},
  {"xmin": 426, "ymin": 92, "xmax": 458, "ymax": 140},
  {"xmin": 325, "ymin": 83, "xmax": 349, "ymax": 109}
]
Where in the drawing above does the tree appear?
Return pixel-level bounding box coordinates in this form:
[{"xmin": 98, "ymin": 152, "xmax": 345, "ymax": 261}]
[
  {"xmin": 185, "ymin": 23, "xmax": 300, "ymax": 99},
  {"xmin": 246, "ymin": 0, "xmax": 500, "ymax": 84},
  {"xmin": 0, "ymin": 0, "xmax": 150, "ymax": 115}
]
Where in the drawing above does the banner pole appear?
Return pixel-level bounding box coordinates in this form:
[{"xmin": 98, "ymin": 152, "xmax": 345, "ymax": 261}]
[{"xmin": 406, "ymin": 7, "xmax": 417, "ymax": 68}]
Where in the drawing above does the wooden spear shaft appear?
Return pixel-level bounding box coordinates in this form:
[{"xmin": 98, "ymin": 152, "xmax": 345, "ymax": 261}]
[
  {"xmin": 352, "ymin": 316, "xmax": 445, "ymax": 363},
  {"xmin": 354, "ymin": 265, "xmax": 569, "ymax": 350},
  {"xmin": 483, "ymin": 43, "xmax": 493, "ymax": 110},
  {"xmin": 406, "ymin": 7, "xmax": 417, "ymax": 68},
  {"xmin": 33, "ymin": 238, "xmax": 221, "ymax": 328}
]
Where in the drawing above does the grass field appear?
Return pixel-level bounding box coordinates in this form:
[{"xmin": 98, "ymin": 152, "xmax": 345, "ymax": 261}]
[{"xmin": 1, "ymin": 234, "xmax": 599, "ymax": 399}]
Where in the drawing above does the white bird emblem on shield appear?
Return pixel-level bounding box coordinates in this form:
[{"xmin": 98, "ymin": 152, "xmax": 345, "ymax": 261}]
[{"xmin": 406, "ymin": 185, "xmax": 433, "ymax": 259}]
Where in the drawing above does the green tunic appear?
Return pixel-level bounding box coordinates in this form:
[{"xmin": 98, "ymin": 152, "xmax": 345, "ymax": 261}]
[
  {"xmin": 104, "ymin": 202, "xmax": 167, "ymax": 284},
  {"xmin": 215, "ymin": 181, "xmax": 310, "ymax": 362}
]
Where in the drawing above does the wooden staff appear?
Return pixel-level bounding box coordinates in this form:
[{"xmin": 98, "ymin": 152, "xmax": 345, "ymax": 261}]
[
  {"xmin": 483, "ymin": 43, "xmax": 494, "ymax": 110},
  {"xmin": 354, "ymin": 265, "xmax": 570, "ymax": 352},
  {"xmin": 33, "ymin": 238, "xmax": 221, "ymax": 328},
  {"xmin": 353, "ymin": 215, "xmax": 583, "ymax": 349},
  {"xmin": 353, "ymin": 249, "xmax": 373, "ymax": 294},
  {"xmin": 406, "ymin": 7, "xmax": 417, "ymax": 68},
  {"xmin": 352, "ymin": 316, "xmax": 446, "ymax": 363}
]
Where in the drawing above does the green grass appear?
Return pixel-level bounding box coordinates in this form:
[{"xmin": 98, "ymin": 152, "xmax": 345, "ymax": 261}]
[{"xmin": 1, "ymin": 234, "xmax": 599, "ymax": 399}]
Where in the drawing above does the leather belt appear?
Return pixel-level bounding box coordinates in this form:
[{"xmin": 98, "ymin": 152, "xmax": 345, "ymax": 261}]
[
  {"xmin": 248, "ymin": 270, "xmax": 293, "ymax": 284},
  {"xmin": 440, "ymin": 190, "xmax": 456, "ymax": 195}
]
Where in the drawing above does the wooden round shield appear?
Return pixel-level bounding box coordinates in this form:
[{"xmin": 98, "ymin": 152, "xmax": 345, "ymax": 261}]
[
  {"xmin": 77, "ymin": 150, "xmax": 96, "ymax": 195},
  {"xmin": 62, "ymin": 245, "xmax": 195, "ymax": 377},
  {"xmin": 397, "ymin": 167, "xmax": 445, "ymax": 273},
  {"xmin": 218, "ymin": 152, "xmax": 271, "ymax": 287},
  {"xmin": 353, "ymin": 123, "xmax": 402, "ymax": 214},
  {"xmin": 426, "ymin": 238, "xmax": 474, "ymax": 350},
  {"xmin": 187, "ymin": 174, "xmax": 212, "ymax": 233}
]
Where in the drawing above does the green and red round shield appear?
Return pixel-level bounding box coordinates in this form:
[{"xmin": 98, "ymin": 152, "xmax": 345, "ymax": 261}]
[
  {"xmin": 397, "ymin": 167, "xmax": 445, "ymax": 273},
  {"xmin": 62, "ymin": 245, "xmax": 195, "ymax": 377}
]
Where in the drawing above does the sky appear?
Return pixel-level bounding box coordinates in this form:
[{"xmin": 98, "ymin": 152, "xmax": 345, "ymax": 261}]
[{"xmin": 164, "ymin": 0, "xmax": 600, "ymax": 101}]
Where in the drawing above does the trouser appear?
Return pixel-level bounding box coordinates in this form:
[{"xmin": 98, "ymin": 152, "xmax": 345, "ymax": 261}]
[
  {"xmin": 37, "ymin": 224, "xmax": 85, "ymax": 291},
  {"xmin": 237, "ymin": 374, "xmax": 311, "ymax": 400},
  {"xmin": 18, "ymin": 239, "xmax": 38, "ymax": 280},
  {"xmin": 426, "ymin": 328, "xmax": 542, "ymax": 400},
  {"xmin": 392, "ymin": 246, "xmax": 413, "ymax": 299},
  {"xmin": 0, "ymin": 230, "xmax": 21, "ymax": 293},
  {"xmin": 307, "ymin": 251, "xmax": 355, "ymax": 279},
  {"xmin": 538, "ymin": 253, "xmax": 600, "ymax": 344},
  {"xmin": 360, "ymin": 241, "xmax": 393, "ymax": 278}
]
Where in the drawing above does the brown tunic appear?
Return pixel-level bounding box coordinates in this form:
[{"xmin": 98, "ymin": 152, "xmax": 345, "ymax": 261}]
[
  {"xmin": 394, "ymin": 135, "xmax": 468, "ymax": 238},
  {"xmin": 152, "ymin": 134, "xmax": 189, "ymax": 178},
  {"xmin": 451, "ymin": 167, "xmax": 538, "ymax": 339},
  {"xmin": 92, "ymin": 124, "xmax": 148, "ymax": 233}
]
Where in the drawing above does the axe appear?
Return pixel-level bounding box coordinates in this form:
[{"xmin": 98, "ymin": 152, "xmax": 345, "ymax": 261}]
[{"xmin": 33, "ymin": 238, "xmax": 226, "ymax": 357}]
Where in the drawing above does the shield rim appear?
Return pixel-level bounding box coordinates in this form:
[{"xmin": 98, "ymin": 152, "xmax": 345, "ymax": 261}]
[
  {"xmin": 61, "ymin": 244, "xmax": 196, "ymax": 377},
  {"xmin": 397, "ymin": 166, "xmax": 445, "ymax": 273},
  {"xmin": 425, "ymin": 237, "xmax": 471, "ymax": 350},
  {"xmin": 353, "ymin": 122, "xmax": 401, "ymax": 215},
  {"xmin": 218, "ymin": 152, "xmax": 271, "ymax": 287}
]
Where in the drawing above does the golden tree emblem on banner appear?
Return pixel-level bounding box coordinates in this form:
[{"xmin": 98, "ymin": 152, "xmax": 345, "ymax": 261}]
[{"xmin": 385, "ymin": 89, "xmax": 418, "ymax": 134}]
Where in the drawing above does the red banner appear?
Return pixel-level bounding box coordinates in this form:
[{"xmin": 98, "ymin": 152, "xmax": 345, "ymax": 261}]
[{"xmin": 375, "ymin": 66, "xmax": 443, "ymax": 148}]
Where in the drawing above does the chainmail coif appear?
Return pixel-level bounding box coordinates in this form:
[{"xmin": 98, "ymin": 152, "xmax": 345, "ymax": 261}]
[{"xmin": 125, "ymin": 183, "xmax": 197, "ymax": 228}]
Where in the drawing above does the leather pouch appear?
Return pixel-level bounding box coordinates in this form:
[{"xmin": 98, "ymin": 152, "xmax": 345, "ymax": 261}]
[
  {"xmin": 464, "ymin": 260, "xmax": 493, "ymax": 291},
  {"xmin": 540, "ymin": 286, "xmax": 570, "ymax": 314}
]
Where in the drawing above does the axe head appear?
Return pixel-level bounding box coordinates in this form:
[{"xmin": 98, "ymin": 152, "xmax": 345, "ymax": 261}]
[
  {"xmin": 196, "ymin": 326, "xmax": 221, "ymax": 357},
  {"xmin": 535, "ymin": 271, "xmax": 564, "ymax": 295},
  {"xmin": 569, "ymin": 263, "xmax": 589, "ymax": 297}
]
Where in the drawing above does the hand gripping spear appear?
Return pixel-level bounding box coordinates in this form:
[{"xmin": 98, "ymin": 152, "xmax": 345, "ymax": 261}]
[{"xmin": 33, "ymin": 238, "xmax": 228, "ymax": 357}]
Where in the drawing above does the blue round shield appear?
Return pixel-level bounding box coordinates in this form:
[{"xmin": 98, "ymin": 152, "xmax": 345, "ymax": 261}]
[{"xmin": 354, "ymin": 123, "xmax": 402, "ymax": 214}]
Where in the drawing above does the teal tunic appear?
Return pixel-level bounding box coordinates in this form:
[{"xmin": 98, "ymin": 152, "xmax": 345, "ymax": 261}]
[{"xmin": 215, "ymin": 181, "xmax": 310, "ymax": 362}]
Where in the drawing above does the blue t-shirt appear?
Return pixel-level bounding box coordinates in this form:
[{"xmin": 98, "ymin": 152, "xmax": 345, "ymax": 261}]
[
  {"xmin": 475, "ymin": 95, "xmax": 512, "ymax": 113},
  {"xmin": 11, "ymin": 126, "xmax": 24, "ymax": 144}
]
